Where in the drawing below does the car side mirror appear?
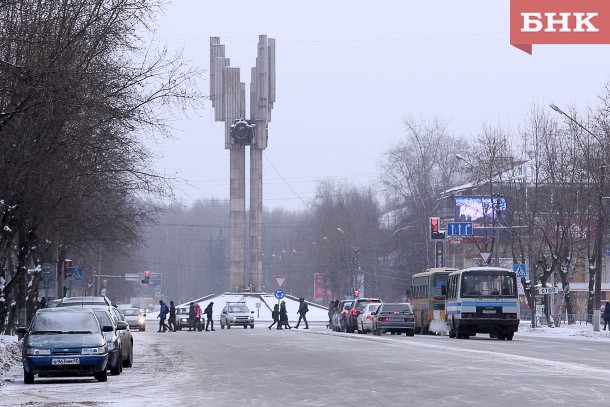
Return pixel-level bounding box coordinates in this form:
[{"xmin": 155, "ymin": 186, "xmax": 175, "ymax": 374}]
[
  {"xmin": 17, "ymin": 327, "xmax": 28, "ymax": 334},
  {"xmin": 117, "ymin": 322, "xmax": 128, "ymax": 330},
  {"xmin": 371, "ymin": 311, "xmax": 377, "ymax": 316},
  {"xmin": 143, "ymin": 313, "xmax": 146, "ymax": 317},
  {"xmin": 102, "ymin": 325, "xmax": 114, "ymax": 332},
  {"xmin": 251, "ymin": 311, "xmax": 254, "ymax": 314}
]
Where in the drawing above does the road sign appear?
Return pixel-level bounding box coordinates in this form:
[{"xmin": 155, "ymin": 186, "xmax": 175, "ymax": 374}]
[
  {"xmin": 539, "ymin": 286, "xmax": 559, "ymax": 295},
  {"xmin": 72, "ymin": 268, "xmax": 83, "ymax": 281},
  {"xmin": 480, "ymin": 252, "xmax": 492, "ymax": 264},
  {"xmin": 275, "ymin": 276, "xmax": 286, "ymax": 288},
  {"xmin": 513, "ymin": 264, "xmax": 527, "ymax": 278},
  {"xmin": 274, "ymin": 288, "xmax": 285, "ymax": 299},
  {"xmin": 447, "ymin": 222, "xmax": 473, "ymax": 236}
]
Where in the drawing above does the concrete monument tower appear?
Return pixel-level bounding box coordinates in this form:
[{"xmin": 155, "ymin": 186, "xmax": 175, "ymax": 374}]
[{"xmin": 210, "ymin": 35, "xmax": 275, "ymax": 292}]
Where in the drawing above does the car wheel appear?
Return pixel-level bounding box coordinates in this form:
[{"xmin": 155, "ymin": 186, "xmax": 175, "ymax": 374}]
[
  {"xmin": 407, "ymin": 330, "xmax": 415, "ymax": 337},
  {"xmin": 111, "ymin": 358, "xmax": 122, "ymax": 375},
  {"xmin": 123, "ymin": 345, "xmax": 133, "ymax": 368},
  {"xmin": 94, "ymin": 369, "xmax": 108, "ymax": 382},
  {"xmin": 141, "ymin": 326, "xmax": 146, "ymax": 332},
  {"xmin": 23, "ymin": 370, "xmax": 34, "ymax": 384},
  {"xmin": 250, "ymin": 324, "xmax": 254, "ymax": 329}
]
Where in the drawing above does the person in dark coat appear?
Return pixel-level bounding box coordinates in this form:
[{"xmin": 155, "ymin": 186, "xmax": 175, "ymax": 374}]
[
  {"xmin": 157, "ymin": 300, "xmax": 170, "ymax": 332},
  {"xmin": 187, "ymin": 302, "xmax": 195, "ymax": 331},
  {"xmin": 279, "ymin": 301, "xmax": 291, "ymax": 329},
  {"xmin": 604, "ymin": 301, "xmax": 610, "ymax": 330},
  {"xmin": 204, "ymin": 302, "xmax": 215, "ymax": 331},
  {"xmin": 269, "ymin": 304, "xmax": 280, "ymax": 330},
  {"xmin": 167, "ymin": 300, "xmax": 177, "ymax": 332},
  {"xmin": 295, "ymin": 297, "xmax": 309, "ymax": 329}
]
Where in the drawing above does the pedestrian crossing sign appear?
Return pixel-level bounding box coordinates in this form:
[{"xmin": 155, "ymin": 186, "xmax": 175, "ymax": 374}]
[{"xmin": 513, "ymin": 264, "xmax": 527, "ymax": 278}]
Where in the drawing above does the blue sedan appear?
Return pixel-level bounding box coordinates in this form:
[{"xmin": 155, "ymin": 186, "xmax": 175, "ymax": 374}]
[{"xmin": 19, "ymin": 307, "xmax": 109, "ymax": 383}]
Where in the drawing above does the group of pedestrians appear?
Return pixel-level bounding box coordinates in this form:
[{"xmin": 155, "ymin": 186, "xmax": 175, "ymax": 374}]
[
  {"xmin": 159, "ymin": 297, "xmax": 312, "ymax": 332},
  {"xmin": 156, "ymin": 299, "xmax": 215, "ymax": 332},
  {"xmin": 268, "ymin": 297, "xmax": 309, "ymax": 330}
]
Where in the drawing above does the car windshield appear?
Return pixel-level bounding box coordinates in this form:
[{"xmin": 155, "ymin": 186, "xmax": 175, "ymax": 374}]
[
  {"xmin": 367, "ymin": 304, "xmax": 380, "ymax": 313},
  {"xmin": 121, "ymin": 309, "xmax": 140, "ymax": 316},
  {"xmin": 356, "ymin": 300, "xmax": 380, "ymax": 311},
  {"xmin": 381, "ymin": 304, "xmax": 412, "ymax": 313},
  {"xmin": 31, "ymin": 311, "xmax": 101, "ymax": 334},
  {"xmin": 93, "ymin": 311, "xmax": 113, "ymax": 327},
  {"xmin": 177, "ymin": 307, "xmax": 189, "ymax": 315},
  {"xmin": 228, "ymin": 305, "xmax": 249, "ymax": 313}
]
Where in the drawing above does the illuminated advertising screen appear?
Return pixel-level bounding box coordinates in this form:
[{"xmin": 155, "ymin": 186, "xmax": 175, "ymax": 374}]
[{"xmin": 454, "ymin": 196, "xmax": 508, "ymax": 237}]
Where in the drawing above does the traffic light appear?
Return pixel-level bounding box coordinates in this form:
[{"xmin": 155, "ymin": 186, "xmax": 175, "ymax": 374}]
[
  {"xmin": 64, "ymin": 259, "xmax": 73, "ymax": 277},
  {"xmin": 141, "ymin": 271, "xmax": 150, "ymax": 285},
  {"xmin": 430, "ymin": 217, "xmax": 446, "ymax": 240}
]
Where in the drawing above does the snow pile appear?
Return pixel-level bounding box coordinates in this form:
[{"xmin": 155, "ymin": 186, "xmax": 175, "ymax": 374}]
[
  {"xmin": 0, "ymin": 335, "xmax": 20, "ymax": 387},
  {"xmin": 519, "ymin": 322, "xmax": 610, "ymax": 340}
]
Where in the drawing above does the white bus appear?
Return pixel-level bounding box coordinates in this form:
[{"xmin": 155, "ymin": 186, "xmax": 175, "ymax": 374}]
[{"xmin": 445, "ymin": 267, "xmax": 519, "ymax": 340}]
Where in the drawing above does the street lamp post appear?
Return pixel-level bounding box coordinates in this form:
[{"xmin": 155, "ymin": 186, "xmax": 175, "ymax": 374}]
[{"xmin": 550, "ymin": 103, "xmax": 606, "ymax": 329}]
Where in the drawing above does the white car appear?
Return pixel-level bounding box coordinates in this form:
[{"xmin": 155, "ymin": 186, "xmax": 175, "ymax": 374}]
[
  {"xmin": 219, "ymin": 302, "xmax": 254, "ymax": 329},
  {"xmin": 120, "ymin": 308, "xmax": 146, "ymax": 331},
  {"xmin": 357, "ymin": 303, "xmax": 381, "ymax": 334}
]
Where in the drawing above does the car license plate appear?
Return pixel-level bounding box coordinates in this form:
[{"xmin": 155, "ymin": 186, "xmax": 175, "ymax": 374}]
[
  {"xmin": 482, "ymin": 310, "xmax": 496, "ymax": 314},
  {"xmin": 52, "ymin": 358, "xmax": 79, "ymax": 365}
]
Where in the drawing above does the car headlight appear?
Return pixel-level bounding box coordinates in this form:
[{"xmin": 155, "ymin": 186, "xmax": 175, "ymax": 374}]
[
  {"xmin": 27, "ymin": 348, "xmax": 50, "ymax": 355},
  {"xmin": 139, "ymin": 318, "xmax": 145, "ymax": 324},
  {"xmin": 231, "ymin": 316, "xmax": 237, "ymax": 321},
  {"xmin": 107, "ymin": 342, "xmax": 115, "ymax": 351},
  {"xmin": 81, "ymin": 346, "xmax": 106, "ymax": 355}
]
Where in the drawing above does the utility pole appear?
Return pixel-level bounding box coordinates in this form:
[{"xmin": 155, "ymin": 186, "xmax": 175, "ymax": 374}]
[{"xmin": 593, "ymin": 166, "xmax": 606, "ymax": 330}]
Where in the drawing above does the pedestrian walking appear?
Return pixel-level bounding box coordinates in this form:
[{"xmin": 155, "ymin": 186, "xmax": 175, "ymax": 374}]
[
  {"xmin": 192, "ymin": 303, "xmax": 202, "ymax": 331},
  {"xmin": 604, "ymin": 301, "xmax": 610, "ymax": 330},
  {"xmin": 295, "ymin": 297, "xmax": 309, "ymax": 329},
  {"xmin": 168, "ymin": 300, "xmax": 177, "ymax": 332},
  {"xmin": 279, "ymin": 300, "xmax": 291, "ymax": 329},
  {"xmin": 157, "ymin": 300, "xmax": 170, "ymax": 332},
  {"xmin": 204, "ymin": 302, "xmax": 215, "ymax": 331},
  {"xmin": 187, "ymin": 302, "xmax": 195, "ymax": 331},
  {"xmin": 269, "ymin": 304, "xmax": 280, "ymax": 330}
]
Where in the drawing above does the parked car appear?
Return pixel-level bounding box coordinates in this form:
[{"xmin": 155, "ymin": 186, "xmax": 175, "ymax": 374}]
[
  {"xmin": 120, "ymin": 308, "xmax": 146, "ymax": 331},
  {"xmin": 219, "ymin": 302, "xmax": 254, "ymax": 329},
  {"xmin": 108, "ymin": 306, "xmax": 134, "ymax": 368},
  {"xmin": 92, "ymin": 309, "xmax": 124, "ymax": 375},
  {"xmin": 57, "ymin": 296, "xmax": 112, "ymax": 308},
  {"xmin": 175, "ymin": 306, "xmax": 190, "ymax": 331},
  {"xmin": 357, "ymin": 303, "xmax": 381, "ymax": 334},
  {"xmin": 345, "ymin": 298, "xmax": 382, "ymax": 333},
  {"xmin": 330, "ymin": 300, "xmax": 353, "ymax": 332},
  {"xmin": 18, "ymin": 307, "xmax": 109, "ymax": 383},
  {"xmin": 44, "ymin": 299, "xmax": 62, "ymax": 308},
  {"xmin": 59, "ymin": 302, "xmax": 133, "ymax": 369},
  {"xmin": 372, "ymin": 302, "xmax": 416, "ymax": 336}
]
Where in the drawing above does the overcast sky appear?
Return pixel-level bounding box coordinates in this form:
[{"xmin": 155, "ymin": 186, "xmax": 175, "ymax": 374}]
[{"xmin": 150, "ymin": 1, "xmax": 610, "ymax": 211}]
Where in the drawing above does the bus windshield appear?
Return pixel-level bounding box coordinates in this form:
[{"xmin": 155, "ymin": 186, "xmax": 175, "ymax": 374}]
[{"xmin": 461, "ymin": 273, "xmax": 516, "ymax": 297}]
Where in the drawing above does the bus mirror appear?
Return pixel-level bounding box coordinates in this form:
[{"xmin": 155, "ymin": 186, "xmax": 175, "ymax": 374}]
[
  {"xmin": 405, "ymin": 288, "xmax": 412, "ymax": 297},
  {"xmin": 441, "ymin": 286, "xmax": 447, "ymax": 296}
]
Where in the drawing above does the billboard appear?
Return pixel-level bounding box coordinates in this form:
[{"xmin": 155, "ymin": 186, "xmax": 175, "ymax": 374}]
[{"xmin": 454, "ymin": 196, "xmax": 508, "ymax": 237}]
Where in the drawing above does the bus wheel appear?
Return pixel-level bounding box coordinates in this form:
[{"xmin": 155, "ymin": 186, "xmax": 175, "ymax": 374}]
[
  {"xmin": 497, "ymin": 332, "xmax": 506, "ymax": 340},
  {"xmin": 506, "ymin": 332, "xmax": 514, "ymax": 341},
  {"xmin": 449, "ymin": 325, "xmax": 456, "ymax": 338}
]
